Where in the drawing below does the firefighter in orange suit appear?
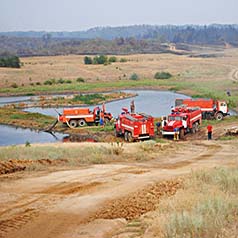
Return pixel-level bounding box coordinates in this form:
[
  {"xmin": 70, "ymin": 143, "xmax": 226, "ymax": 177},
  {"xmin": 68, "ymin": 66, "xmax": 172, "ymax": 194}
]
[{"xmin": 207, "ymin": 124, "xmax": 213, "ymax": 140}]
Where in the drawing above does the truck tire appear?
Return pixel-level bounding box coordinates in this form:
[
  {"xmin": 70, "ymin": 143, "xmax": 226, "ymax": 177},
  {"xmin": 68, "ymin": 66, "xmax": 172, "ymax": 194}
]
[
  {"xmin": 215, "ymin": 112, "xmax": 223, "ymax": 121},
  {"xmin": 78, "ymin": 119, "xmax": 86, "ymax": 127},
  {"xmin": 69, "ymin": 120, "xmax": 78, "ymax": 128},
  {"xmin": 195, "ymin": 122, "xmax": 199, "ymax": 132},
  {"xmin": 127, "ymin": 132, "xmax": 133, "ymax": 142},
  {"xmin": 124, "ymin": 131, "xmax": 128, "ymax": 141},
  {"xmin": 192, "ymin": 124, "xmax": 196, "ymax": 134}
]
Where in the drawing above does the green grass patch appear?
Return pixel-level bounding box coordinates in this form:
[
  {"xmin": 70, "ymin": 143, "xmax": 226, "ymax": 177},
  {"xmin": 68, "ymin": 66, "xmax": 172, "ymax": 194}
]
[
  {"xmin": 0, "ymin": 107, "xmax": 55, "ymax": 129},
  {"xmin": 72, "ymin": 93, "xmax": 106, "ymax": 105},
  {"xmin": 201, "ymin": 116, "xmax": 238, "ymax": 127},
  {"xmin": 86, "ymin": 124, "xmax": 114, "ymax": 132},
  {"xmin": 219, "ymin": 135, "xmax": 237, "ymax": 140},
  {"xmin": 1, "ymin": 77, "xmax": 238, "ymax": 110}
]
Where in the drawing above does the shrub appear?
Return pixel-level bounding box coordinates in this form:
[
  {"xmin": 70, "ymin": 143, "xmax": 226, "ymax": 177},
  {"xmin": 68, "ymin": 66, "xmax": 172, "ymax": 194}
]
[
  {"xmin": 84, "ymin": 56, "xmax": 93, "ymax": 64},
  {"xmin": 154, "ymin": 71, "xmax": 172, "ymax": 79},
  {"xmin": 0, "ymin": 56, "xmax": 21, "ymax": 68},
  {"xmin": 109, "ymin": 56, "xmax": 117, "ymax": 63},
  {"xmin": 139, "ymin": 141, "xmax": 156, "ymax": 152},
  {"xmin": 25, "ymin": 141, "xmax": 31, "ymax": 147},
  {"xmin": 109, "ymin": 142, "xmax": 124, "ymax": 155},
  {"xmin": 57, "ymin": 78, "xmax": 65, "ymax": 84},
  {"xmin": 44, "ymin": 80, "xmax": 53, "ymax": 85},
  {"xmin": 76, "ymin": 77, "xmax": 85, "ymax": 83},
  {"xmin": 130, "ymin": 73, "xmax": 139, "ymax": 80},
  {"xmin": 120, "ymin": 58, "xmax": 127, "ymax": 63},
  {"xmin": 65, "ymin": 80, "xmax": 72, "ymax": 84},
  {"xmin": 11, "ymin": 83, "xmax": 18, "ymax": 88},
  {"xmin": 93, "ymin": 55, "xmax": 108, "ymax": 64},
  {"xmin": 36, "ymin": 82, "xmax": 41, "ymax": 85}
]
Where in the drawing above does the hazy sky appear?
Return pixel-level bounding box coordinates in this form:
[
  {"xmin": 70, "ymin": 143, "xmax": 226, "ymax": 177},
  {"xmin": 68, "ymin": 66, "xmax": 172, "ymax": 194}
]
[{"xmin": 1, "ymin": 0, "xmax": 237, "ymax": 31}]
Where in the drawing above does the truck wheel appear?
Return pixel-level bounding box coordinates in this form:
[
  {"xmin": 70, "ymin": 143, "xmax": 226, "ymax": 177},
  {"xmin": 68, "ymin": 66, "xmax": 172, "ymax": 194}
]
[
  {"xmin": 124, "ymin": 131, "xmax": 128, "ymax": 141},
  {"xmin": 127, "ymin": 132, "xmax": 133, "ymax": 142},
  {"xmin": 69, "ymin": 120, "xmax": 78, "ymax": 128},
  {"xmin": 192, "ymin": 124, "xmax": 196, "ymax": 134},
  {"xmin": 179, "ymin": 128, "xmax": 185, "ymax": 139},
  {"xmin": 195, "ymin": 122, "xmax": 199, "ymax": 132},
  {"xmin": 215, "ymin": 112, "xmax": 223, "ymax": 121},
  {"xmin": 78, "ymin": 119, "xmax": 86, "ymax": 127}
]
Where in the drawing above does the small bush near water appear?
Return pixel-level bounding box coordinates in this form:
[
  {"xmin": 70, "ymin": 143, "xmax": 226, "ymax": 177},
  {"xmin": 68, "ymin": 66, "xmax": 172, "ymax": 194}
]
[
  {"xmin": 130, "ymin": 73, "xmax": 139, "ymax": 80},
  {"xmin": 154, "ymin": 71, "xmax": 172, "ymax": 79}
]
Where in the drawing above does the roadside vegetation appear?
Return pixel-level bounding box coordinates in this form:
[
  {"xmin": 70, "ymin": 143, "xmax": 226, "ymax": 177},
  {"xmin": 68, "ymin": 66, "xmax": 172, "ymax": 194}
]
[
  {"xmin": 0, "ymin": 141, "xmax": 166, "ymax": 172},
  {"xmin": 144, "ymin": 167, "xmax": 238, "ymax": 237}
]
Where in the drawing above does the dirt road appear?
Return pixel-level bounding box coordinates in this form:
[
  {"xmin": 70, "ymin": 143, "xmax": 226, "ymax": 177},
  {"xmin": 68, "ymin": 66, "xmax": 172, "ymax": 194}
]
[{"xmin": 0, "ymin": 140, "xmax": 238, "ymax": 238}]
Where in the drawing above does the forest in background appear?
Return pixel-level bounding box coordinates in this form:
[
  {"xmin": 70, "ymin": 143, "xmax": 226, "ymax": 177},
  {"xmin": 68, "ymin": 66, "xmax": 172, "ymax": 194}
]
[{"xmin": 1, "ymin": 24, "xmax": 238, "ymax": 57}]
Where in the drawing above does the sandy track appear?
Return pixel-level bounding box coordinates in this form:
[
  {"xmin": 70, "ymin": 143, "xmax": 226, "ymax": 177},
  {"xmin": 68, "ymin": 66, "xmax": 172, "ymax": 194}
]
[
  {"xmin": 0, "ymin": 140, "xmax": 238, "ymax": 238},
  {"xmin": 230, "ymin": 68, "xmax": 238, "ymax": 82}
]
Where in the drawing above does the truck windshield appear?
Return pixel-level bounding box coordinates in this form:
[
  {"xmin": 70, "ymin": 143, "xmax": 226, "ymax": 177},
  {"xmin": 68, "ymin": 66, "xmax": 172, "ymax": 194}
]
[{"xmin": 168, "ymin": 116, "xmax": 182, "ymax": 121}]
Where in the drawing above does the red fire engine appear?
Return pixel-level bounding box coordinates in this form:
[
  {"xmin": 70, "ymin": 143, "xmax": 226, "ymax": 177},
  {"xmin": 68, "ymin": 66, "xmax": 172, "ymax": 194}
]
[
  {"xmin": 58, "ymin": 106, "xmax": 113, "ymax": 128},
  {"xmin": 114, "ymin": 108, "xmax": 154, "ymax": 142},
  {"xmin": 162, "ymin": 107, "xmax": 202, "ymax": 138},
  {"xmin": 175, "ymin": 98, "xmax": 229, "ymax": 120}
]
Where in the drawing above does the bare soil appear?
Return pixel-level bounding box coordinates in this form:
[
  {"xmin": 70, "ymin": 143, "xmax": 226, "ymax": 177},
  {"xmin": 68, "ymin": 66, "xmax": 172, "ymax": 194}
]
[{"xmin": 0, "ymin": 137, "xmax": 238, "ymax": 238}]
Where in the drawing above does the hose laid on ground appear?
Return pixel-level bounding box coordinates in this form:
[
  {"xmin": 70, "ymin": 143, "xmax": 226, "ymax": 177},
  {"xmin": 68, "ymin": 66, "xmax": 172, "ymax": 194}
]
[{"xmin": 44, "ymin": 120, "xmax": 58, "ymax": 132}]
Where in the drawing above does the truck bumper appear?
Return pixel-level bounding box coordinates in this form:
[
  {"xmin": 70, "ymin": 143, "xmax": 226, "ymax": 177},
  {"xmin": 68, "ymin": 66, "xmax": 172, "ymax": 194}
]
[
  {"xmin": 161, "ymin": 131, "xmax": 177, "ymax": 135},
  {"xmin": 134, "ymin": 134, "xmax": 151, "ymax": 140},
  {"xmin": 138, "ymin": 135, "xmax": 150, "ymax": 139}
]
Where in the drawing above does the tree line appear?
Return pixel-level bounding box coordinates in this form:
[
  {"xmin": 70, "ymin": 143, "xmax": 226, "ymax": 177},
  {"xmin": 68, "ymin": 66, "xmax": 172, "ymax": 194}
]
[
  {"xmin": 0, "ymin": 24, "xmax": 238, "ymax": 57},
  {"xmin": 0, "ymin": 55, "xmax": 21, "ymax": 68}
]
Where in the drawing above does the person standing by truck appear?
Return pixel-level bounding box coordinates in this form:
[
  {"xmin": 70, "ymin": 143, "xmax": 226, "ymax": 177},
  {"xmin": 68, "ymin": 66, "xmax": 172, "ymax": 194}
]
[
  {"xmin": 174, "ymin": 127, "xmax": 179, "ymax": 141},
  {"xmin": 156, "ymin": 121, "xmax": 161, "ymax": 135},
  {"xmin": 130, "ymin": 100, "xmax": 135, "ymax": 113},
  {"xmin": 100, "ymin": 110, "xmax": 105, "ymax": 128},
  {"xmin": 207, "ymin": 124, "xmax": 213, "ymax": 140}
]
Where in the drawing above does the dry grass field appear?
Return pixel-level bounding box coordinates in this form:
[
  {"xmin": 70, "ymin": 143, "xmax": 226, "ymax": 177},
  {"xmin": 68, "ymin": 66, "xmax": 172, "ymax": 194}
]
[{"xmin": 0, "ymin": 48, "xmax": 237, "ymax": 88}]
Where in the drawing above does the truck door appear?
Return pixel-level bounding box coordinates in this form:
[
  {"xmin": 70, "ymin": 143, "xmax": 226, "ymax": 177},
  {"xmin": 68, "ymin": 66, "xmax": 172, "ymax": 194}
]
[{"xmin": 218, "ymin": 102, "xmax": 228, "ymax": 114}]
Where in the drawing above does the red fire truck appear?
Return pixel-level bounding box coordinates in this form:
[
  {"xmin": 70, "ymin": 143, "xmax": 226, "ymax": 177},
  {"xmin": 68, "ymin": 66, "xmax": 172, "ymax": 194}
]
[
  {"xmin": 175, "ymin": 98, "xmax": 229, "ymax": 120},
  {"xmin": 114, "ymin": 108, "xmax": 154, "ymax": 142},
  {"xmin": 58, "ymin": 106, "xmax": 113, "ymax": 128},
  {"xmin": 162, "ymin": 107, "xmax": 202, "ymax": 138}
]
